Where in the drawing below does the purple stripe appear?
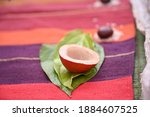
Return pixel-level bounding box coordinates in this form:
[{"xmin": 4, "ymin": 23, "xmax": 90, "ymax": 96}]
[
  {"xmin": 0, "ymin": 39, "xmax": 134, "ymax": 58},
  {"xmin": 90, "ymin": 53, "xmax": 134, "ymax": 82},
  {"xmin": 101, "ymin": 39, "xmax": 135, "ymax": 55},
  {"xmin": 0, "ymin": 44, "xmax": 40, "ymax": 58},
  {"xmin": 0, "ymin": 52, "xmax": 134, "ymax": 84},
  {"xmin": 0, "ymin": 39, "xmax": 135, "ymax": 84},
  {"xmin": 0, "ymin": 8, "xmax": 133, "ymax": 30},
  {"xmin": 0, "ymin": 60, "xmax": 49, "ymax": 84}
]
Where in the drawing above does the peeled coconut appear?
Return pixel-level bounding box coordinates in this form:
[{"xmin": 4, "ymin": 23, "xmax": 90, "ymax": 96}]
[{"xmin": 59, "ymin": 44, "xmax": 100, "ymax": 73}]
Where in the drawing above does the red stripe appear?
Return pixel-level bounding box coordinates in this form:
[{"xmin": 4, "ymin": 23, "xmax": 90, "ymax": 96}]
[{"xmin": 0, "ymin": 76, "xmax": 133, "ymax": 100}]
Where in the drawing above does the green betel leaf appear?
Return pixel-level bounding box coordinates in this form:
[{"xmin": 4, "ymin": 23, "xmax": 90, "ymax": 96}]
[
  {"xmin": 39, "ymin": 44, "xmax": 72, "ymax": 95},
  {"xmin": 39, "ymin": 30, "xmax": 105, "ymax": 96}
]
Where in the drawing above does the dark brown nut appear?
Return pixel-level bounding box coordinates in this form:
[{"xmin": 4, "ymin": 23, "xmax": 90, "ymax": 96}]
[
  {"xmin": 100, "ymin": 0, "xmax": 111, "ymax": 4},
  {"xmin": 97, "ymin": 26, "xmax": 113, "ymax": 39}
]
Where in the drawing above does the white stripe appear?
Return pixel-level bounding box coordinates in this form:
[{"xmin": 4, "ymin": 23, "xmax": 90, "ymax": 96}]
[
  {"xmin": 105, "ymin": 51, "xmax": 135, "ymax": 58},
  {"xmin": 0, "ymin": 51, "xmax": 135, "ymax": 62},
  {"xmin": 0, "ymin": 57, "xmax": 39, "ymax": 62}
]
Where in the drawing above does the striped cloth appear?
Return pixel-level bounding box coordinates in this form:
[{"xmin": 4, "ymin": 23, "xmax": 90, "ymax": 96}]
[{"xmin": 0, "ymin": 0, "xmax": 135, "ymax": 99}]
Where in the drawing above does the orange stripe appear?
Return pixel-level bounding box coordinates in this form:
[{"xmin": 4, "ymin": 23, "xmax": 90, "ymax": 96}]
[
  {"xmin": 0, "ymin": 24, "xmax": 135, "ymax": 45},
  {"xmin": 0, "ymin": 76, "xmax": 133, "ymax": 100},
  {"xmin": 0, "ymin": 0, "xmax": 89, "ymax": 7},
  {"xmin": 116, "ymin": 24, "xmax": 135, "ymax": 41}
]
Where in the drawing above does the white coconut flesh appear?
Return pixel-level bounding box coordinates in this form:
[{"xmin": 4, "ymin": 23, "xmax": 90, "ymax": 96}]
[{"xmin": 59, "ymin": 44, "xmax": 100, "ymax": 65}]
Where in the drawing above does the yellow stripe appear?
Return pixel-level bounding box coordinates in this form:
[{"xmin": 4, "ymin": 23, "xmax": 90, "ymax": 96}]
[{"xmin": 0, "ymin": 0, "xmax": 85, "ymax": 7}]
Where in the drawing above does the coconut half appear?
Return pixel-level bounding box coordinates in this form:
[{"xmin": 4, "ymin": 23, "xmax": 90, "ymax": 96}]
[{"xmin": 59, "ymin": 44, "xmax": 100, "ymax": 73}]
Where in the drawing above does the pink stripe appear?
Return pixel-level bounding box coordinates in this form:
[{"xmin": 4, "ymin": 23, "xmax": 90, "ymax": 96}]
[
  {"xmin": 0, "ymin": 9, "xmax": 134, "ymax": 30},
  {"xmin": 0, "ymin": 4, "xmax": 88, "ymax": 14}
]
